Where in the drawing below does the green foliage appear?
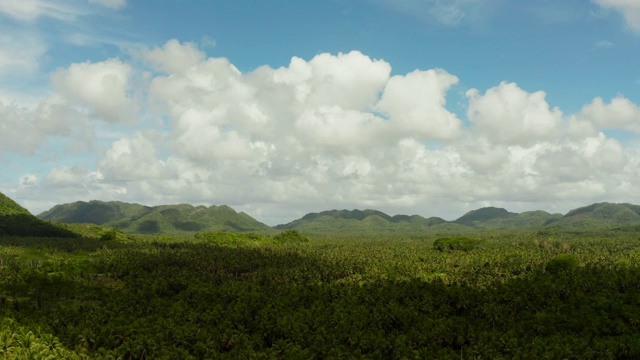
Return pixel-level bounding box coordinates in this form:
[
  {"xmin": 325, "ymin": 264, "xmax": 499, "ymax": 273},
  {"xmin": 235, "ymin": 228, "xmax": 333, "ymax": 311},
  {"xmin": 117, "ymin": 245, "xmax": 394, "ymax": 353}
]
[
  {"xmin": 38, "ymin": 200, "xmax": 271, "ymax": 235},
  {"xmin": 194, "ymin": 231, "xmax": 264, "ymax": 246},
  {"xmin": 2, "ymin": 229, "xmax": 640, "ymax": 358},
  {"xmin": 546, "ymin": 253, "xmax": 579, "ymax": 274},
  {"xmin": 272, "ymin": 229, "xmax": 310, "ymax": 243},
  {"xmin": 0, "ymin": 191, "xmax": 31, "ymax": 216},
  {"xmin": 99, "ymin": 228, "xmax": 128, "ymax": 241},
  {"xmin": 433, "ymin": 237, "xmax": 484, "ymax": 251},
  {"xmin": 0, "ymin": 214, "xmax": 77, "ymax": 238},
  {"xmin": 455, "ymin": 207, "xmax": 516, "ymax": 226}
]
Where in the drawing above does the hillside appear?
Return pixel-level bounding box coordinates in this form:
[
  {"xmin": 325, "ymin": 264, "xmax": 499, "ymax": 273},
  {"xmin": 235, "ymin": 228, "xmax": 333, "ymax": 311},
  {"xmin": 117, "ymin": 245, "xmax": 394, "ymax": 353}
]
[
  {"xmin": 277, "ymin": 203, "xmax": 640, "ymax": 234},
  {"xmin": 545, "ymin": 202, "xmax": 640, "ymax": 229},
  {"xmin": 0, "ymin": 192, "xmax": 76, "ymax": 238},
  {"xmin": 453, "ymin": 208, "xmax": 562, "ymax": 230},
  {"xmin": 275, "ymin": 209, "xmax": 462, "ymax": 235},
  {"xmin": 38, "ymin": 200, "xmax": 271, "ymax": 234},
  {"xmin": 0, "ymin": 191, "xmax": 31, "ymax": 216}
]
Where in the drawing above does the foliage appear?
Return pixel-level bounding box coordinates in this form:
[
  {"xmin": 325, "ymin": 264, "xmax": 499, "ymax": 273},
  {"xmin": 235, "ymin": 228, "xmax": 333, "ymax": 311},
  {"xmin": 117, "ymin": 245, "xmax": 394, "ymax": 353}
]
[
  {"xmin": 1, "ymin": 230, "xmax": 640, "ymax": 358},
  {"xmin": 0, "ymin": 214, "xmax": 77, "ymax": 238},
  {"xmin": 433, "ymin": 237, "xmax": 484, "ymax": 251},
  {"xmin": 99, "ymin": 228, "xmax": 128, "ymax": 241},
  {"xmin": 272, "ymin": 229, "xmax": 310, "ymax": 243},
  {"xmin": 546, "ymin": 253, "xmax": 579, "ymax": 274},
  {"xmin": 0, "ymin": 191, "xmax": 31, "ymax": 217},
  {"xmin": 38, "ymin": 200, "xmax": 272, "ymax": 235},
  {"xmin": 194, "ymin": 231, "xmax": 264, "ymax": 246}
]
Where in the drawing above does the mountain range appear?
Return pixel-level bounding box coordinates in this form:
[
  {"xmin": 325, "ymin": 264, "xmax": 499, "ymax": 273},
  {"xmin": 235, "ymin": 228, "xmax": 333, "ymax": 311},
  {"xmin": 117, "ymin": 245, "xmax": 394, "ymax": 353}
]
[
  {"xmin": 38, "ymin": 200, "xmax": 272, "ymax": 234},
  {"xmin": 34, "ymin": 198, "xmax": 640, "ymax": 235},
  {"xmin": 3, "ymin": 190, "xmax": 640, "ymax": 236}
]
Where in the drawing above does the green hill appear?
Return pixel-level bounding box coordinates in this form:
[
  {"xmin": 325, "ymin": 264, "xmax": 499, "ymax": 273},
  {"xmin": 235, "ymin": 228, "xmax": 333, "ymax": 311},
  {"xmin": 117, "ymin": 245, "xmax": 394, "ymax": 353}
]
[
  {"xmin": 0, "ymin": 192, "xmax": 30, "ymax": 216},
  {"xmin": 274, "ymin": 209, "xmax": 464, "ymax": 235},
  {"xmin": 454, "ymin": 207, "xmax": 516, "ymax": 227},
  {"xmin": 0, "ymin": 191, "xmax": 76, "ymax": 238},
  {"xmin": 38, "ymin": 200, "xmax": 271, "ymax": 234},
  {"xmin": 545, "ymin": 203, "xmax": 640, "ymax": 230}
]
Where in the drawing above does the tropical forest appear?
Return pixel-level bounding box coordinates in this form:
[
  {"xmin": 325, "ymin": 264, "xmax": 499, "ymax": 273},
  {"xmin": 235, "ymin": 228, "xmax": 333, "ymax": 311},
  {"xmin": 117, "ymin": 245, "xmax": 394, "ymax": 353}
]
[{"xmin": 2, "ymin": 191, "xmax": 640, "ymax": 358}]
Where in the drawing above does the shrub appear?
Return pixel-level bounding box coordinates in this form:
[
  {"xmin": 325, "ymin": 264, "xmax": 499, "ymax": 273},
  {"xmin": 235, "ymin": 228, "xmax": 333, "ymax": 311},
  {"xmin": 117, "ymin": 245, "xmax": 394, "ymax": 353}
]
[
  {"xmin": 100, "ymin": 228, "xmax": 124, "ymax": 241},
  {"xmin": 272, "ymin": 230, "xmax": 310, "ymax": 244},
  {"xmin": 194, "ymin": 231, "xmax": 263, "ymax": 246},
  {"xmin": 434, "ymin": 237, "xmax": 484, "ymax": 252},
  {"xmin": 546, "ymin": 254, "xmax": 579, "ymax": 274}
]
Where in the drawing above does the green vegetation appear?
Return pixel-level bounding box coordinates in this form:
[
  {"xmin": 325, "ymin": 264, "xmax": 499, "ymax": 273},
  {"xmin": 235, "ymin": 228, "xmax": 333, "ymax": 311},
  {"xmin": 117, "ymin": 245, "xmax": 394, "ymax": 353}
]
[
  {"xmin": 2, "ymin": 228, "xmax": 640, "ymax": 358},
  {"xmin": 38, "ymin": 200, "xmax": 272, "ymax": 234},
  {"xmin": 546, "ymin": 253, "xmax": 579, "ymax": 274},
  {"xmin": 3, "ymin": 192, "xmax": 640, "ymax": 357},
  {"xmin": 0, "ymin": 192, "xmax": 31, "ymax": 216},
  {"xmin": 0, "ymin": 192, "xmax": 78, "ymax": 238},
  {"xmin": 433, "ymin": 236, "xmax": 485, "ymax": 251},
  {"xmin": 272, "ymin": 229, "xmax": 310, "ymax": 243}
]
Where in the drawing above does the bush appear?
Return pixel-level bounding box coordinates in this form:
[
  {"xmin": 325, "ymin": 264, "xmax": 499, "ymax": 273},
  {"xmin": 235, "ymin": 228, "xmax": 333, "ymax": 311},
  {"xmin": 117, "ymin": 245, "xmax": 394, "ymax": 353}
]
[
  {"xmin": 194, "ymin": 231, "xmax": 263, "ymax": 246},
  {"xmin": 433, "ymin": 237, "xmax": 484, "ymax": 251},
  {"xmin": 272, "ymin": 230, "xmax": 310, "ymax": 244},
  {"xmin": 100, "ymin": 228, "xmax": 125, "ymax": 241},
  {"xmin": 546, "ymin": 254, "xmax": 579, "ymax": 274}
]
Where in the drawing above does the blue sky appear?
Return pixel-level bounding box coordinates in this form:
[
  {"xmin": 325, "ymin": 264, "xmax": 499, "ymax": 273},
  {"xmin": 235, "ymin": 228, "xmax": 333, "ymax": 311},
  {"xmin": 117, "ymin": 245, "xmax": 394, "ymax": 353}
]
[{"xmin": 1, "ymin": 0, "xmax": 640, "ymax": 224}]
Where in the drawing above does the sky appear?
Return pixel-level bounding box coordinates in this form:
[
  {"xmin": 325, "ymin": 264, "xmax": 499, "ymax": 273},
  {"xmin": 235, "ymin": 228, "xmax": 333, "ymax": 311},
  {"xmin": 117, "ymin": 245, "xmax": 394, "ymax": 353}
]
[{"xmin": 1, "ymin": 0, "xmax": 640, "ymax": 225}]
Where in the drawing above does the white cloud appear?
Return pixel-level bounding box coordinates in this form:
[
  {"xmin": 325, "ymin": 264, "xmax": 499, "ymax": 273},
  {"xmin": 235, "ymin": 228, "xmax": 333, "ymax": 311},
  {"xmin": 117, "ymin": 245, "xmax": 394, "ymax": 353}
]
[
  {"xmin": 88, "ymin": 0, "xmax": 127, "ymax": 10},
  {"xmin": 371, "ymin": 0, "xmax": 486, "ymax": 26},
  {"xmin": 0, "ymin": 0, "xmax": 79, "ymax": 22},
  {"xmin": 295, "ymin": 106, "xmax": 387, "ymax": 149},
  {"xmin": 6, "ymin": 40, "xmax": 640, "ymax": 223},
  {"xmin": 142, "ymin": 39, "xmax": 206, "ymax": 74},
  {"xmin": 51, "ymin": 59, "xmax": 138, "ymax": 124},
  {"xmin": 98, "ymin": 132, "xmax": 167, "ymax": 181},
  {"xmin": 594, "ymin": 0, "xmax": 640, "ymax": 32},
  {"xmin": 466, "ymin": 82, "xmax": 562, "ymax": 146},
  {"xmin": 46, "ymin": 166, "xmax": 102, "ymax": 186},
  {"xmin": 377, "ymin": 69, "xmax": 462, "ymax": 140},
  {"xmin": 595, "ymin": 40, "xmax": 615, "ymax": 49},
  {"xmin": 577, "ymin": 96, "xmax": 640, "ymax": 132},
  {"xmin": 0, "ymin": 96, "xmax": 88, "ymax": 155},
  {"xmin": 0, "ymin": 33, "xmax": 46, "ymax": 77}
]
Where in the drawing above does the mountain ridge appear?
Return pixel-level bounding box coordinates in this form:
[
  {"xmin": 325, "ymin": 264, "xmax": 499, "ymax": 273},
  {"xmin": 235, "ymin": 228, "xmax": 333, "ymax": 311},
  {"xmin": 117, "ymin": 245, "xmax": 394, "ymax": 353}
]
[
  {"xmin": 28, "ymin": 198, "xmax": 640, "ymax": 235},
  {"xmin": 38, "ymin": 200, "xmax": 271, "ymax": 234}
]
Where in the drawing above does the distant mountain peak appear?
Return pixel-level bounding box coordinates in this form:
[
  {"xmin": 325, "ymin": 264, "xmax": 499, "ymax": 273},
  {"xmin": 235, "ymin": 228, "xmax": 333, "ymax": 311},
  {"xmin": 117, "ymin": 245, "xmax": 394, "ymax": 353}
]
[
  {"xmin": 38, "ymin": 200, "xmax": 269, "ymax": 234},
  {"xmin": 455, "ymin": 207, "xmax": 516, "ymax": 226}
]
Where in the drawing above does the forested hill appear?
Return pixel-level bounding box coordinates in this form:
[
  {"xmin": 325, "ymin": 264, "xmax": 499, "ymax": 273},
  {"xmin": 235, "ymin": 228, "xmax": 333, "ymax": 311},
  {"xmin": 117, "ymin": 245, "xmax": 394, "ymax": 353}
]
[
  {"xmin": 32, "ymin": 199, "xmax": 640, "ymax": 235},
  {"xmin": 274, "ymin": 209, "xmax": 459, "ymax": 235},
  {"xmin": 38, "ymin": 200, "xmax": 271, "ymax": 234},
  {"xmin": 0, "ymin": 192, "xmax": 76, "ymax": 237},
  {"xmin": 544, "ymin": 202, "xmax": 640, "ymax": 230},
  {"xmin": 276, "ymin": 203, "xmax": 640, "ymax": 234},
  {"xmin": 0, "ymin": 191, "xmax": 31, "ymax": 216}
]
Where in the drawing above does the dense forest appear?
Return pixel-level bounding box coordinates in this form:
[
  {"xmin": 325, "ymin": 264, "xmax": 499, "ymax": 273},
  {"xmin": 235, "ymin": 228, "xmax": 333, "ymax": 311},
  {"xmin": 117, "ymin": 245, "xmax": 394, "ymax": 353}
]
[
  {"xmin": 1, "ymin": 229, "xmax": 640, "ymax": 358},
  {"xmin": 2, "ymin": 193, "xmax": 640, "ymax": 358}
]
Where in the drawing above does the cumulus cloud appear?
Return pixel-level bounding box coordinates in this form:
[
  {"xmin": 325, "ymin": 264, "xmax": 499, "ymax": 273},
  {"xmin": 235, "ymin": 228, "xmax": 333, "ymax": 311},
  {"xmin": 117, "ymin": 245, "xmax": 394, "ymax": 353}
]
[
  {"xmin": 142, "ymin": 40, "xmax": 206, "ymax": 74},
  {"xmin": 0, "ymin": 96, "xmax": 88, "ymax": 155},
  {"xmin": 51, "ymin": 59, "xmax": 138, "ymax": 124},
  {"xmin": 466, "ymin": 82, "xmax": 562, "ymax": 146},
  {"xmin": 377, "ymin": 69, "xmax": 462, "ymax": 140},
  {"xmin": 6, "ymin": 39, "xmax": 640, "ymax": 223},
  {"xmin": 99, "ymin": 132, "xmax": 167, "ymax": 181},
  {"xmin": 576, "ymin": 96, "xmax": 640, "ymax": 132},
  {"xmin": 594, "ymin": 0, "xmax": 640, "ymax": 33}
]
